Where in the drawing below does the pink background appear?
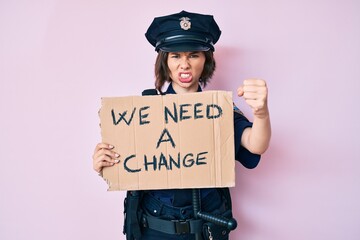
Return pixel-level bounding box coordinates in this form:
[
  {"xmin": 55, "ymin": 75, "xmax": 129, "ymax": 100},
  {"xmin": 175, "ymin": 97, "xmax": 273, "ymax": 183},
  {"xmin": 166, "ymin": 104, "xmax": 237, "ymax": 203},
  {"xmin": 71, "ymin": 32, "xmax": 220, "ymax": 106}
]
[{"xmin": 1, "ymin": 1, "xmax": 359, "ymax": 239}]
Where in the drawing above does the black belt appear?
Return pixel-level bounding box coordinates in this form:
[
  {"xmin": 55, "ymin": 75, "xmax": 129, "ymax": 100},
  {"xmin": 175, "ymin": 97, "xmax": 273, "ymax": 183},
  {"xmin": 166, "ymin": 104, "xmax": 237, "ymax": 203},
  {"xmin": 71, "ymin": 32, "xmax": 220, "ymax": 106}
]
[{"xmin": 142, "ymin": 214, "xmax": 203, "ymax": 234}]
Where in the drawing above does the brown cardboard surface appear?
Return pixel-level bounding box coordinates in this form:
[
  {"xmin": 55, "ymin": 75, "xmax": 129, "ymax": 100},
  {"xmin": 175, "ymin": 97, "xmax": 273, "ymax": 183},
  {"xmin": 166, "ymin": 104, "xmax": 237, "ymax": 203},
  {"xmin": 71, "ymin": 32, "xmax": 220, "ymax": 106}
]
[{"xmin": 99, "ymin": 91, "xmax": 235, "ymax": 191}]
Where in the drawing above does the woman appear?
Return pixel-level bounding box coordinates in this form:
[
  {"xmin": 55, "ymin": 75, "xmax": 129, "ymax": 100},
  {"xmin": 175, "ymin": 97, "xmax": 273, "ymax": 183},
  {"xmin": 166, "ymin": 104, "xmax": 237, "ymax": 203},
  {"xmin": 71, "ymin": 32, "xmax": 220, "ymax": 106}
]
[{"xmin": 93, "ymin": 11, "xmax": 271, "ymax": 240}]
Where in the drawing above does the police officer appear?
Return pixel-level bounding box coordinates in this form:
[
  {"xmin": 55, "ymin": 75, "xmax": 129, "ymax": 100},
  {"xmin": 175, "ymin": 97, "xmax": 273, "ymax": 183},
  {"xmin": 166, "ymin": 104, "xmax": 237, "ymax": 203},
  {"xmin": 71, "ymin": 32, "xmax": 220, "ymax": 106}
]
[{"xmin": 93, "ymin": 10, "xmax": 271, "ymax": 240}]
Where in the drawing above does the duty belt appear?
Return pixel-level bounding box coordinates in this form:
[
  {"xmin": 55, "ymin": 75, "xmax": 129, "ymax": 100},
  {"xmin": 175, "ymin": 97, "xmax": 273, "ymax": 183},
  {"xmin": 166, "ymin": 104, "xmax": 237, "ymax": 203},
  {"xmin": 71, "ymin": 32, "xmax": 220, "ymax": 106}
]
[{"xmin": 142, "ymin": 213, "xmax": 204, "ymax": 234}]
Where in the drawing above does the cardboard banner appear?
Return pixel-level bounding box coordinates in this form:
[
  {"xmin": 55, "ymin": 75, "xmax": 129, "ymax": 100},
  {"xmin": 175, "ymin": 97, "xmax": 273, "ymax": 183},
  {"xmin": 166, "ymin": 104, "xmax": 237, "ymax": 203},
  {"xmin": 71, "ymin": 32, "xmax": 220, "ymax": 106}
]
[{"xmin": 99, "ymin": 91, "xmax": 235, "ymax": 191}]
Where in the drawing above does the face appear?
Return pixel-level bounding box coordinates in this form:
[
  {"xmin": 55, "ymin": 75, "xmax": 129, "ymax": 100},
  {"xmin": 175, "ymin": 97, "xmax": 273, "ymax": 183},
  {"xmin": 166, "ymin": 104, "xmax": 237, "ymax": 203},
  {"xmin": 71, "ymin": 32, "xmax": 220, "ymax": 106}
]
[{"xmin": 167, "ymin": 51, "xmax": 206, "ymax": 93}]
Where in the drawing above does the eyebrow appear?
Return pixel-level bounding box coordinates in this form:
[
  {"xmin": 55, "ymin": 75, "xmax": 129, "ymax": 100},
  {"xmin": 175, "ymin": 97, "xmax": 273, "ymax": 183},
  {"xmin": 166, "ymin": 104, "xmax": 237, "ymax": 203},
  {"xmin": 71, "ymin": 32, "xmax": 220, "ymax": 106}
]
[{"xmin": 169, "ymin": 51, "xmax": 200, "ymax": 54}]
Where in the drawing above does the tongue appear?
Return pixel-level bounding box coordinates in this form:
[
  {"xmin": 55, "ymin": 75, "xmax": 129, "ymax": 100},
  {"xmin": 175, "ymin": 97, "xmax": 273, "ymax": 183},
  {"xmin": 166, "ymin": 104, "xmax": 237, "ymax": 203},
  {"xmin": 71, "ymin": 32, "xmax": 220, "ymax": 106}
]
[
  {"xmin": 180, "ymin": 77, "xmax": 192, "ymax": 83},
  {"xmin": 179, "ymin": 74, "xmax": 192, "ymax": 83}
]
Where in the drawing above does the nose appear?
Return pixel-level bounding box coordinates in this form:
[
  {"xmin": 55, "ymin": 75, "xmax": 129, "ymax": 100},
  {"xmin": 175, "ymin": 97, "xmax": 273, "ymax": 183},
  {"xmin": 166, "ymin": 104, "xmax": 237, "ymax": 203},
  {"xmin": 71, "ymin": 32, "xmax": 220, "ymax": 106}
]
[{"xmin": 179, "ymin": 57, "xmax": 190, "ymax": 70}]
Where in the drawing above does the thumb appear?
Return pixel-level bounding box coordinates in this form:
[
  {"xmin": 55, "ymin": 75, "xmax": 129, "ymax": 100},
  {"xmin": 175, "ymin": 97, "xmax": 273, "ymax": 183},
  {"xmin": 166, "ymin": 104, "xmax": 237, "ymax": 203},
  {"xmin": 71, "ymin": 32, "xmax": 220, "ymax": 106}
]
[{"xmin": 237, "ymin": 86, "xmax": 244, "ymax": 97}]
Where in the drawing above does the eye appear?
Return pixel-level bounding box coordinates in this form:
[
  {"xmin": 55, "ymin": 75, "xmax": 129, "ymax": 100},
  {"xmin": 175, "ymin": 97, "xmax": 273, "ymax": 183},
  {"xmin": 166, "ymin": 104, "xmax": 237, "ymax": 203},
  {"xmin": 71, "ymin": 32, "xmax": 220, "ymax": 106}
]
[
  {"xmin": 170, "ymin": 53, "xmax": 180, "ymax": 59},
  {"xmin": 189, "ymin": 53, "xmax": 199, "ymax": 58}
]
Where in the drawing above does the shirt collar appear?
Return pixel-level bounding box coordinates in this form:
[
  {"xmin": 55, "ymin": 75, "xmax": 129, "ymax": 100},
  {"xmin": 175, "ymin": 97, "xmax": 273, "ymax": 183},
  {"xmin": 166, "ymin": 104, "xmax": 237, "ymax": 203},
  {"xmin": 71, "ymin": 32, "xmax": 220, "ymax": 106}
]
[{"xmin": 165, "ymin": 83, "xmax": 202, "ymax": 94}]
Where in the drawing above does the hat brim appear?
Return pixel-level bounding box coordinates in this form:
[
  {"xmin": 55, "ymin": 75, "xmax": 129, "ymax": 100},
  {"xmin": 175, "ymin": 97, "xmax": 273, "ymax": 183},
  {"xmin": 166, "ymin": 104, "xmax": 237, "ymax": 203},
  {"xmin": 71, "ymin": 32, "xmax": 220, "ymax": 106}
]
[{"xmin": 157, "ymin": 43, "xmax": 211, "ymax": 52}]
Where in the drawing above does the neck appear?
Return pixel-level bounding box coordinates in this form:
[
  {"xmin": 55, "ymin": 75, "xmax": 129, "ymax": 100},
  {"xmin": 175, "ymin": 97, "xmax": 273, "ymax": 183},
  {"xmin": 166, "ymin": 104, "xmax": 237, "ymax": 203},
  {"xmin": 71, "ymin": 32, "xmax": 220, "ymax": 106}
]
[{"xmin": 171, "ymin": 82, "xmax": 199, "ymax": 94}]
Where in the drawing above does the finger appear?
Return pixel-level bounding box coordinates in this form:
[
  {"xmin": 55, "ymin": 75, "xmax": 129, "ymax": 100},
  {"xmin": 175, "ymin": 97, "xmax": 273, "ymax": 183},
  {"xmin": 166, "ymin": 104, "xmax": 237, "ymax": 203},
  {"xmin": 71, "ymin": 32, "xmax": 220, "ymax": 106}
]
[
  {"xmin": 244, "ymin": 79, "xmax": 266, "ymax": 86},
  {"xmin": 94, "ymin": 153, "xmax": 120, "ymax": 164},
  {"xmin": 242, "ymin": 92, "xmax": 260, "ymax": 100},
  {"xmin": 94, "ymin": 154, "xmax": 112, "ymax": 164},
  {"xmin": 242, "ymin": 85, "xmax": 267, "ymax": 93},
  {"xmin": 93, "ymin": 142, "xmax": 114, "ymax": 154},
  {"xmin": 243, "ymin": 86, "xmax": 268, "ymax": 101},
  {"xmin": 242, "ymin": 85, "xmax": 257, "ymax": 93},
  {"xmin": 244, "ymin": 94, "xmax": 267, "ymax": 103},
  {"xmin": 94, "ymin": 161, "xmax": 115, "ymax": 173},
  {"xmin": 93, "ymin": 148, "xmax": 119, "ymax": 160},
  {"xmin": 237, "ymin": 86, "xmax": 244, "ymax": 96}
]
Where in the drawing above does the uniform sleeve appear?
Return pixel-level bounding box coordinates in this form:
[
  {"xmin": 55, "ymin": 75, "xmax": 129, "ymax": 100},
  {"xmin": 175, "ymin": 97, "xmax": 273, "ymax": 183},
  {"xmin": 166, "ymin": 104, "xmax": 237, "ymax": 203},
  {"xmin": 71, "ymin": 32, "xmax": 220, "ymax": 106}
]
[{"xmin": 233, "ymin": 111, "xmax": 261, "ymax": 169}]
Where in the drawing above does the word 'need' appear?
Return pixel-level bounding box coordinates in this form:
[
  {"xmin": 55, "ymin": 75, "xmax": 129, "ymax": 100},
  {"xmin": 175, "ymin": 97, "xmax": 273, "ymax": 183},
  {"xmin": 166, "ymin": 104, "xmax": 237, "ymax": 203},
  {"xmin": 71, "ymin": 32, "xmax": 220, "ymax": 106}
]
[{"xmin": 111, "ymin": 102, "xmax": 223, "ymax": 126}]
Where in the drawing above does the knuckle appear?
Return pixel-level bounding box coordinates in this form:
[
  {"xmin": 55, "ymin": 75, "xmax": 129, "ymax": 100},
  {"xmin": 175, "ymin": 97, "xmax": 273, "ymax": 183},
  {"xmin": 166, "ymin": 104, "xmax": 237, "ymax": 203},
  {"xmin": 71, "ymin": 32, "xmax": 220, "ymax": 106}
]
[
  {"xmin": 100, "ymin": 155, "xmax": 109, "ymax": 162},
  {"xmin": 258, "ymin": 79, "xmax": 265, "ymax": 84},
  {"xmin": 105, "ymin": 162, "xmax": 114, "ymax": 166}
]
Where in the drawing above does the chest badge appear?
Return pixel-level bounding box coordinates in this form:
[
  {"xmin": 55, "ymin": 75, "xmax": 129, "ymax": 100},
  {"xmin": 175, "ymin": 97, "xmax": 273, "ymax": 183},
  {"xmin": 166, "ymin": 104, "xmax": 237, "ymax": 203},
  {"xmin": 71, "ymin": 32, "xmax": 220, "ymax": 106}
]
[{"xmin": 179, "ymin": 17, "xmax": 191, "ymax": 30}]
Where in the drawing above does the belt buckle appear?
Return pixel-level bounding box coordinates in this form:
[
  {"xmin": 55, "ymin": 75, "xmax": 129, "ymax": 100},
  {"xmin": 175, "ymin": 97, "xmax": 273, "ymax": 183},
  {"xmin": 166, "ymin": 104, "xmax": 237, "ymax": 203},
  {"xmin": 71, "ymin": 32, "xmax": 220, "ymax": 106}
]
[{"xmin": 173, "ymin": 220, "xmax": 190, "ymax": 234}]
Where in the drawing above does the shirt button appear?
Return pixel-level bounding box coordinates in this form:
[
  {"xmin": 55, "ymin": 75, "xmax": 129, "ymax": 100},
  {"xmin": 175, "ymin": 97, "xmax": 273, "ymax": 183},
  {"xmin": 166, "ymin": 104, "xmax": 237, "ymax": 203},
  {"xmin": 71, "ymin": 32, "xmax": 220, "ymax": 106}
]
[{"xmin": 181, "ymin": 209, "xmax": 186, "ymax": 214}]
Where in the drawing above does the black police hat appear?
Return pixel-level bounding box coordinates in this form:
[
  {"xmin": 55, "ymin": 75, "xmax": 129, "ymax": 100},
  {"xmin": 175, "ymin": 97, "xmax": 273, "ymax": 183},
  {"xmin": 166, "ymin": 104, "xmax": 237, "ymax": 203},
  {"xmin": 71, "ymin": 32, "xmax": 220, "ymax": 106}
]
[{"xmin": 145, "ymin": 10, "xmax": 221, "ymax": 52}]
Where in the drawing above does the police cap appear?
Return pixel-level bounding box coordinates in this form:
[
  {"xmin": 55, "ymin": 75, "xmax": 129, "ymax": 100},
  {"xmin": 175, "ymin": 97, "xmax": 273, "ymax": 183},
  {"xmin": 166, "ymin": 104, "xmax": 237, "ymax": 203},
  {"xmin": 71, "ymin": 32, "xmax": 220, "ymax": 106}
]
[{"xmin": 145, "ymin": 10, "xmax": 221, "ymax": 52}]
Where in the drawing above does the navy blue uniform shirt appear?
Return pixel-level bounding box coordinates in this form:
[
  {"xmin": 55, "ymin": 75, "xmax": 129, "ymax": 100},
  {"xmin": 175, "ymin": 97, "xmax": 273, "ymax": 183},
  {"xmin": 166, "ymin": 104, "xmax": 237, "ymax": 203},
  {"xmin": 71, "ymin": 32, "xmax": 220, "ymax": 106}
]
[{"xmin": 148, "ymin": 83, "xmax": 260, "ymax": 207}]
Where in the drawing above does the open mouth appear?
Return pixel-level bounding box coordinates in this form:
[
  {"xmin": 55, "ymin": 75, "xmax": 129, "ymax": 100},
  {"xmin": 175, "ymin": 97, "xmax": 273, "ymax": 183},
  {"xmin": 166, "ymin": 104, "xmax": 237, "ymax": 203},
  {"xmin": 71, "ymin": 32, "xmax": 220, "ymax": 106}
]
[{"xmin": 179, "ymin": 73, "xmax": 192, "ymax": 83}]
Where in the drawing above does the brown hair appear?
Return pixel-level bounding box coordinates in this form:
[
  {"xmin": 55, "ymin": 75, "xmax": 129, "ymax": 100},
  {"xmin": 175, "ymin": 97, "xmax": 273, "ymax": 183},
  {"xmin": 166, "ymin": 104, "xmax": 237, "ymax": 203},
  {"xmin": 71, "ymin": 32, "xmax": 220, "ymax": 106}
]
[{"xmin": 154, "ymin": 50, "xmax": 216, "ymax": 93}]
